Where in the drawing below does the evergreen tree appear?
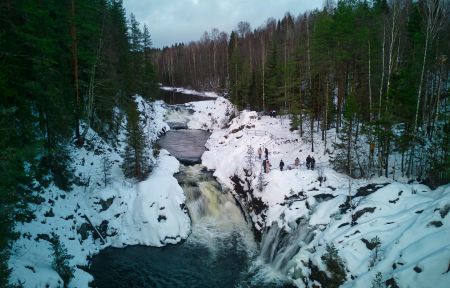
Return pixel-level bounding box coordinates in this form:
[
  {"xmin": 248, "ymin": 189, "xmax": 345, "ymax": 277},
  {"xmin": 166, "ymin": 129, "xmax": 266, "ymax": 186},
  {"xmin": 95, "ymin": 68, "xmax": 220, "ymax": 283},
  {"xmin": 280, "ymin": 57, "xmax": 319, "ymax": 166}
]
[
  {"xmin": 0, "ymin": 1, "xmax": 159, "ymax": 278},
  {"xmin": 229, "ymin": 31, "xmax": 243, "ymax": 109},
  {"xmin": 129, "ymin": 13, "xmax": 143, "ymax": 94},
  {"xmin": 331, "ymin": 93, "xmax": 359, "ymax": 176},
  {"xmin": 322, "ymin": 243, "xmax": 347, "ymax": 288},
  {"xmin": 121, "ymin": 100, "xmax": 152, "ymax": 180},
  {"xmin": 371, "ymin": 272, "xmax": 384, "ymax": 288},
  {"xmin": 265, "ymin": 36, "xmax": 282, "ymax": 110},
  {"xmin": 141, "ymin": 24, "xmax": 157, "ymax": 98},
  {"xmin": 50, "ymin": 233, "xmax": 74, "ymax": 287}
]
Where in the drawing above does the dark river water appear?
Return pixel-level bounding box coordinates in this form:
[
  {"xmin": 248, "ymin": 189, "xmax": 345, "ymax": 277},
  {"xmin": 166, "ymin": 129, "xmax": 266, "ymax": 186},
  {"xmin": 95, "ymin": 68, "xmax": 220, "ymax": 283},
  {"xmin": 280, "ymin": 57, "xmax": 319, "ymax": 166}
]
[
  {"xmin": 157, "ymin": 130, "xmax": 210, "ymax": 164},
  {"xmin": 89, "ymin": 90, "xmax": 292, "ymax": 288},
  {"xmin": 89, "ymin": 239, "xmax": 250, "ymax": 288},
  {"xmin": 154, "ymin": 88, "xmax": 216, "ymax": 105}
]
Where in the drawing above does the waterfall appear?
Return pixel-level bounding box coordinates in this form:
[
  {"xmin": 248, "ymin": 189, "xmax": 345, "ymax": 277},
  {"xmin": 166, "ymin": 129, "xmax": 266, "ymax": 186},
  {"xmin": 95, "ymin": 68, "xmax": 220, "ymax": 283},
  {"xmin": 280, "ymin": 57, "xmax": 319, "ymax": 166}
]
[
  {"xmin": 259, "ymin": 218, "xmax": 315, "ymax": 274},
  {"xmin": 175, "ymin": 164, "xmax": 257, "ymax": 253}
]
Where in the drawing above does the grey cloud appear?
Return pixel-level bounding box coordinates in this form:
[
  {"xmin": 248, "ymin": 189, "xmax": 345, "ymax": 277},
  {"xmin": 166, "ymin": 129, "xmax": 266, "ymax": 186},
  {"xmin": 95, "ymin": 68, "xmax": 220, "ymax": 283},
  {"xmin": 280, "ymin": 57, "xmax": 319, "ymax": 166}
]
[{"xmin": 123, "ymin": 0, "xmax": 323, "ymax": 48}]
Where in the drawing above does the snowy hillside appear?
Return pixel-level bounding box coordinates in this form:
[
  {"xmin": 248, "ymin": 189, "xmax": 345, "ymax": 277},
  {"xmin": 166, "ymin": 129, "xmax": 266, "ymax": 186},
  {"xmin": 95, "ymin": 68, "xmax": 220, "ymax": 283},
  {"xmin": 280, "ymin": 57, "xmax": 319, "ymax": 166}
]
[
  {"xmin": 8, "ymin": 92, "xmax": 449, "ymax": 288},
  {"xmin": 190, "ymin": 97, "xmax": 450, "ymax": 287},
  {"xmin": 8, "ymin": 97, "xmax": 190, "ymax": 287}
]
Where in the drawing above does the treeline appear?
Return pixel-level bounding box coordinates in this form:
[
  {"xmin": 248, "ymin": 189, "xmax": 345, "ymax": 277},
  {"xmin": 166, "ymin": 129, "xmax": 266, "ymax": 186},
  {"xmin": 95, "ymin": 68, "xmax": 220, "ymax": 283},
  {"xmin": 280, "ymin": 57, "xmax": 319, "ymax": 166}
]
[
  {"xmin": 0, "ymin": 0, "xmax": 156, "ymax": 284},
  {"xmin": 156, "ymin": 0, "xmax": 449, "ymax": 185}
]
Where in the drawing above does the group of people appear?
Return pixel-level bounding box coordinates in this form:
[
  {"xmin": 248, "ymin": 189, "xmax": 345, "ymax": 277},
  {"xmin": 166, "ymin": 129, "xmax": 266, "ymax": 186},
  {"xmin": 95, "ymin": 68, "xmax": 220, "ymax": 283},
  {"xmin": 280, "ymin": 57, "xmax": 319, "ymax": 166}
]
[
  {"xmin": 258, "ymin": 146, "xmax": 316, "ymax": 173},
  {"xmin": 306, "ymin": 155, "xmax": 315, "ymax": 170}
]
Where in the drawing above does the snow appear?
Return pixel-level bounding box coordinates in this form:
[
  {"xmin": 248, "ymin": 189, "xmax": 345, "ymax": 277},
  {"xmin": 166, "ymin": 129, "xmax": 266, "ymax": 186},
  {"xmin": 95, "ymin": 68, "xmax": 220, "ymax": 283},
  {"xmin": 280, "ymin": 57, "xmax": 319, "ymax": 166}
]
[
  {"xmin": 186, "ymin": 97, "xmax": 450, "ymax": 287},
  {"xmin": 9, "ymin": 88, "xmax": 450, "ymax": 288},
  {"xmin": 160, "ymin": 86, "xmax": 220, "ymax": 98},
  {"xmin": 186, "ymin": 98, "xmax": 231, "ymax": 130},
  {"xmin": 8, "ymin": 96, "xmax": 190, "ymax": 287}
]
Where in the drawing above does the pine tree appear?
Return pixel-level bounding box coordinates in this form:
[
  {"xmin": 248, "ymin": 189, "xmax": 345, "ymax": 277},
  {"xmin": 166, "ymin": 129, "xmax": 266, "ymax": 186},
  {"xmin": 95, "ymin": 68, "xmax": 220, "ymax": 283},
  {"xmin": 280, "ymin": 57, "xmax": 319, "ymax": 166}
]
[
  {"xmin": 331, "ymin": 93, "xmax": 359, "ymax": 176},
  {"xmin": 101, "ymin": 156, "xmax": 113, "ymax": 187},
  {"xmin": 121, "ymin": 100, "xmax": 152, "ymax": 181},
  {"xmin": 257, "ymin": 172, "xmax": 267, "ymax": 192},
  {"xmin": 265, "ymin": 36, "xmax": 282, "ymax": 110},
  {"xmin": 322, "ymin": 243, "xmax": 347, "ymax": 287},
  {"xmin": 371, "ymin": 272, "xmax": 384, "ymax": 288},
  {"xmin": 141, "ymin": 24, "xmax": 157, "ymax": 98},
  {"xmin": 50, "ymin": 233, "xmax": 74, "ymax": 287},
  {"xmin": 245, "ymin": 145, "xmax": 255, "ymax": 173},
  {"xmin": 229, "ymin": 31, "xmax": 242, "ymax": 109}
]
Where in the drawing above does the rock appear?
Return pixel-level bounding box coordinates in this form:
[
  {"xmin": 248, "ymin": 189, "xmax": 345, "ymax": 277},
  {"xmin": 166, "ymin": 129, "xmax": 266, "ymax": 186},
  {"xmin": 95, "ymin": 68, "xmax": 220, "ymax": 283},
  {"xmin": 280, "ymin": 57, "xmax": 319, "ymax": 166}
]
[
  {"xmin": 385, "ymin": 277, "xmax": 400, "ymax": 288},
  {"xmin": 98, "ymin": 220, "xmax": 109, "ymax": 237},
  {"xmin": 35, "ymin": 233, "xmax": 51, "ymax": 242},
  {"xmin": 44, "ymin": 208, "xmax": 54, "ymax": 217},
  {"xmin": 313, "ymin": 193, "xmax": 336, "ymax": 202},
  {"xmin": 361, "ymin": 238, "xmax": 379, "ymax": 250},
  {"xmin": 389, "ymin": 198, "xmax": 399, "ymax": 204},
  {"xmin": 97, "ymin": 197, "xmax": 115, "ymax": 212},
  {"xmin": 352, "ymin": 207, "xmax": 376, "ymax": 222},
  {"xmin": 230, "ymin": 125, "xmax": 245, "ymax": 133},
  {"xmin": 354, "ymin": 183, "xmax": 389, "ymax": 197},
  {"xmin": 440, "ymin": 204, "xmax": 450, "ymax": 218},
  {"xmin": 77, "ymin": 223, "xmax": 90, "ymax": 241},
  {"xmin": 427, "ymin": 220, "xmax": 443, "ymax": 227}
]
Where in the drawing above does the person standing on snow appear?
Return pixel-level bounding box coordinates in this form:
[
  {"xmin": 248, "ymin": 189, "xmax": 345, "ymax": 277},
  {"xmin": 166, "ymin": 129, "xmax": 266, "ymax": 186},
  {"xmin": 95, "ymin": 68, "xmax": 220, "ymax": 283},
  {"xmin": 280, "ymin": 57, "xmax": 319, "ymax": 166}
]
[
  {"xmin": 262, "ymin": 159, "xmax": 267, "ymax": 173},
  {"xmin": 311, "ymin": 156, "xmax": 316, "ymax": 170},
  {"xmin": 258, "ymin": 147, "xmax": 262, "ymax": 160},
  {"xmin": 266, "ymin": 159, "xmax": 271, "ymax": 173},
  {"xmin": 306, "ymin": 155, "xmax": 311, "ymax": 170},
  {"xmin": 264, "ymin": 147, "xmax": 269, "ymax": 159},
  {"xmin": 279, "ymin": 159, "xmax": 284, "ymax": 171},
  {"xmin": 294, "ymin": 157, "xmax": 300, "ymax": 167}
]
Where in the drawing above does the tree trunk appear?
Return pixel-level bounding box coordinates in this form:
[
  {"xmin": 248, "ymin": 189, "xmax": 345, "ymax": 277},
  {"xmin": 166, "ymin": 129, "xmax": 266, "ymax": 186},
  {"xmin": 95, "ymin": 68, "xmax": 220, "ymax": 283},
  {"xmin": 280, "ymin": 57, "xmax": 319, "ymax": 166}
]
[
  {"xmin": 261, "ymin": 38, "xmax": 266, "ymax": 111},
  {"xmin": 431, "ymin": 56, "xmax": 446, "ymax": 137},
  {"xmin": 385, "ymin": 134, "xmax": 390, "ymax": 178},
  {"xmin": 385, "ymin": 3, "xmax": 399, "ymax": 113},
  {"xmin": 410, "ymin": 24, "xmax": 429, "ymax": 175},
  {"xmin": 378, "ymin": 24, "xmax": 386, "ymax": 120},
  {"xmin": 310, "ymin": 114, "xmax": 314, "ymax": 153},
  {"xmin": 70, "ymin": 0, "xmax": 82, "ymax": 145},
  {"xmin": 368, "ymin": 39, "xmax": 373, "ymax": 122},
  {"xmin": 324, "ymin": 76, "xmax": 328, "ymax": 154},
  {"xmin": 347, "ymin": 117, "xmax": 352, "ymax": 175}
]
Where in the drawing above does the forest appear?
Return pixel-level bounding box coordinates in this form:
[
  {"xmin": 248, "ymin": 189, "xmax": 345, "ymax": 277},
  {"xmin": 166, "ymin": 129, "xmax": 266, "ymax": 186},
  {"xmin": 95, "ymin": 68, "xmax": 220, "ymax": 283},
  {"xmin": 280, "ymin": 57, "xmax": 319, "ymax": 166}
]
[
  {"xmin": 0, "ymin": 0, "xmax": 156, "ymax": 284},
  {"xmin": 155, "ymin": 0, "xmax": 449, "ymax": 187},
  {"xmin": 1, "ymin": 0, "xmax": 450, "ymax": 286}
]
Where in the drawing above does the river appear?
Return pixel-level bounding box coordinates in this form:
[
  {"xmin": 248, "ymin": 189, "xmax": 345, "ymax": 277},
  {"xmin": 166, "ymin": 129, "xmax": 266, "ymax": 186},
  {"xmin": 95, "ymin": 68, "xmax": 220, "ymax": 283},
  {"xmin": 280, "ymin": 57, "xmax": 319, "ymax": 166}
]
[{"xmin": 89, "ymin": 90, "xmax": 293, "ymax": 287}]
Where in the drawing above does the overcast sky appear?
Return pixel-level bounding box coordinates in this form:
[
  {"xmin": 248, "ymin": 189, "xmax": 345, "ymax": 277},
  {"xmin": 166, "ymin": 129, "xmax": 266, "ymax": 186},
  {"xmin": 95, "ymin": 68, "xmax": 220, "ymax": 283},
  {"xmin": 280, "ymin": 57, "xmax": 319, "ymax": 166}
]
[{"xmin": 123, "ymin": 0, "xmax": 324, "ymax": 48}]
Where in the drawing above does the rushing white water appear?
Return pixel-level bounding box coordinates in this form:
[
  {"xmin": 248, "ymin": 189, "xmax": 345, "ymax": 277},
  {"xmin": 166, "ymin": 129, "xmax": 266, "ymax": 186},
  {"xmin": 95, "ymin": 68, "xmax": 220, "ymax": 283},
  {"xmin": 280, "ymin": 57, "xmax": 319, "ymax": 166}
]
[
  {"xmin": 176, "ymin": 164, "xmax": 258, "ymax": 256},
  {"xmin": 258, "ymin": 218, "xmax": 316, "ymax": 274},
  {"xmin": 164, "ymin": 106, "xmax": 191, "ymax": 129}
]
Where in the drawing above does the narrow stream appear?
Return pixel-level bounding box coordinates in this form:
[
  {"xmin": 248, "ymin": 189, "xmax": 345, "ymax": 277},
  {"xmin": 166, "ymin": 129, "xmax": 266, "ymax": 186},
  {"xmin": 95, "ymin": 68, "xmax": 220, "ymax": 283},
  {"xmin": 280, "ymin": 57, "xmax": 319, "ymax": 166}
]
[{"xmin": 90, "ymin": 91, "xmax": 293, "ymax": 287}]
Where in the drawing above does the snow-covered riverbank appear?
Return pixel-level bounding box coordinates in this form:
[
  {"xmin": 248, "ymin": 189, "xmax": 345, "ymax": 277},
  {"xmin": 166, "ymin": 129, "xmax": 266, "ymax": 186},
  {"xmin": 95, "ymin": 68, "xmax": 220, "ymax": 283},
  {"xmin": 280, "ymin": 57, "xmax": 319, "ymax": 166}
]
[
  {"xmin": 8, "ymin": 97, "xmax": 190, "ymax": 287},
  {"xmin": 189, "ymin": 97, "xmax": 450, "ymax": 287}
]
